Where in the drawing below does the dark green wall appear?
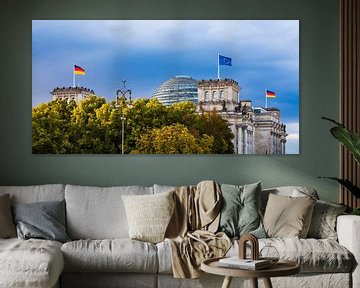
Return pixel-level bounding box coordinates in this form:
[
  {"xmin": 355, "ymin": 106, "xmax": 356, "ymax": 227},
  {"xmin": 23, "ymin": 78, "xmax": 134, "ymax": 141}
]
[{"xmin": 0, "ymin": 0, "xmax": 340, "ymax": 202}]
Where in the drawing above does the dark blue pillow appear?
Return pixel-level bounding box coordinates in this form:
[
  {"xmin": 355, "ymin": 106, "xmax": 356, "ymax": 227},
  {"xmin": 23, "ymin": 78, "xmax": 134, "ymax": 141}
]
[{"xmin": 12, "ymin": 200, "xmax": 70, "ymax": 243}]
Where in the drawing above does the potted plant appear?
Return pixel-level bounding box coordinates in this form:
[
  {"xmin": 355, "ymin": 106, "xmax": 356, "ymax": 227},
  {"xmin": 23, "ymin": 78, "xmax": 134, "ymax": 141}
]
[{"xmin": 320, "ymin": 117, "xmax": 360, "ymax": 215}]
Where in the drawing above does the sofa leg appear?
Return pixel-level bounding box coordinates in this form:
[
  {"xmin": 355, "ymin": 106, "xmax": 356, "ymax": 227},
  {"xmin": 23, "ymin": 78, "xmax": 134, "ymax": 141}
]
[
  {"xmin": 221, "ymin": 276, "xmax": 232, "ymax": 288},
  {"xmin": 263, "ymin": 277, "xmax": 273, "ymax": 288}
]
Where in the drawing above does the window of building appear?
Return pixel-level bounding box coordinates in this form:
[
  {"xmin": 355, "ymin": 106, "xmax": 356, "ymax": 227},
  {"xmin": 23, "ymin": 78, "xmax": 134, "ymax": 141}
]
[
  {"xmin": 220, "ymin": 90, "xmax": 225, "ymax": 100},
  {"xmin": 212, "ymin": 91, "xmax": 217, "ymax": 100},
  {"xmin": 205, "ymin": 91, "xmax": 209, "ymax": 101}
]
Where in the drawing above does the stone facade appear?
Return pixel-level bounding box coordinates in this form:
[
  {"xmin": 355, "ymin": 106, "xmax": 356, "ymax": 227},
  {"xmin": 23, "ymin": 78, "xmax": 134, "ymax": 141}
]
[
  {"xmin": 51, "ymin": 87, "xmax": 95, "ymax": 104},
  {"xmin": 196, "ymin": 79, "xmax": 286, "ymax": 154},
  {"xmin": 254, "ymin": 108, "xmax": 287, "ymax": 154}
]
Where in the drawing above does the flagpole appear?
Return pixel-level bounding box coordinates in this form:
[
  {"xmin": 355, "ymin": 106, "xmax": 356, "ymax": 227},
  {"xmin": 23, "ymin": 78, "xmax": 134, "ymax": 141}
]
[
  {"xmin": 265, "ymin": 89, "xmax": 268, "ymax": 108},
  {"xmin": 218, "ymin": 52, "xmax": 220, "ymax": 80},
  {"xmin": 73, "ymin": 63, "xmax": 75, "ymax": 87}
]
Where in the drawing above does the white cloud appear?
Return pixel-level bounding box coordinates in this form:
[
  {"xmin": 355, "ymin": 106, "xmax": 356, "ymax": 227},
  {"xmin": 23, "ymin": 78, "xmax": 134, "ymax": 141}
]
[
  {"xmin": 287, "ymin": 133, "xmax": 299, "ymax": 140},
  {"xmin": 284, "ymin": 121, "xmax": 299, "ymax": 154},
  {"xmin": 33, "ymin": 20, "xmax": 298, "ymax": 61}
]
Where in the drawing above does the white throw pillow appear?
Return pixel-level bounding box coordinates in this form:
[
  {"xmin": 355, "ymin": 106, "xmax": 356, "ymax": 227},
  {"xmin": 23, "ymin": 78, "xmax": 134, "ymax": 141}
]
[{"xmin": 122, "ymin": 191, "xmax": 175, "ymax": 243}]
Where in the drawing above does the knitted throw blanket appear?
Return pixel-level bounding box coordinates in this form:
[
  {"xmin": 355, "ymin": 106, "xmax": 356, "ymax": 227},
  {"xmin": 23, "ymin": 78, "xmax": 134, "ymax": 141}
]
[{"xmin": 165, "ymin": 180, "xmax": 231, "ymax": 278}]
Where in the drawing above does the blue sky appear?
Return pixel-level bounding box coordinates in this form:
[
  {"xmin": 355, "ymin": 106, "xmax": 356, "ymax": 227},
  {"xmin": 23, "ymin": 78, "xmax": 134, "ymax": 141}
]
[{"xmin": 32, "ymin": 20, "xmax": 299, "ymax": 153}]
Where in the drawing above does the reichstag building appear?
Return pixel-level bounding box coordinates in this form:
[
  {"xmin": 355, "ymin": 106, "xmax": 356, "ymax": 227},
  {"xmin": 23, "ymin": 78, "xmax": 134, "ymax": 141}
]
[{"xmin": 153, "ymin": 75, "xmax": 287, "ymax": 154}]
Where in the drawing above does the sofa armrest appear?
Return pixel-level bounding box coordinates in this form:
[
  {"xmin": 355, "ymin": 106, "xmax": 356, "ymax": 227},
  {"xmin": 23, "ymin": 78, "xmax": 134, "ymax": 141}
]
[{"xmin": 337, "ymin": 215, "xmax": 360, "ymax": 288}]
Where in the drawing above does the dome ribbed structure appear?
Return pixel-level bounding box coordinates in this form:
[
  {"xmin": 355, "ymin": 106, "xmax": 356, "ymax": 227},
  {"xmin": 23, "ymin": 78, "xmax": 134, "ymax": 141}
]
[{"xmin": 153, "ymin": 75, "xmax": 198, "ymax": 106}]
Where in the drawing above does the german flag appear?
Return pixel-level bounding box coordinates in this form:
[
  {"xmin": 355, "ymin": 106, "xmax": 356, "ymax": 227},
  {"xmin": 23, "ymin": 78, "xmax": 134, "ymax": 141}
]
[
  {"xmin": 74, "ymin": 65, "xmax": 85, "ymax": 75},
  {"xmin": 265, "ymin": 90, "xmax": 276, "ymax": 98}
]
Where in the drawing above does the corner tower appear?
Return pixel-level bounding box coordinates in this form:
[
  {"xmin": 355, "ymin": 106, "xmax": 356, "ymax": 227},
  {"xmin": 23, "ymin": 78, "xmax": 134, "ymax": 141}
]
[
  {"xmin": 196, "ymin": 78, "xmax": 256, "ymax": 154},
  {"xmin": 197, "ymin": 78, "xmax": 239, "ymax": 112}
]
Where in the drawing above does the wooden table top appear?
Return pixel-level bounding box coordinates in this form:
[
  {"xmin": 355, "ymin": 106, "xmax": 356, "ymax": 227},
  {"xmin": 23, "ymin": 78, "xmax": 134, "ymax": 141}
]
[{"xmin": 201, "ymin": 257, "xmax": 300, "ymax": 278}]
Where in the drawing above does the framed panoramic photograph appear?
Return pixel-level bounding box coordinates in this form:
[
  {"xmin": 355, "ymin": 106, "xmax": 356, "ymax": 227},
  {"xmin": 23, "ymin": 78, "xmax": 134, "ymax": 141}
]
[{"xmin": 32, "ymin": 20, "xmax": 299, "ymax": 154}]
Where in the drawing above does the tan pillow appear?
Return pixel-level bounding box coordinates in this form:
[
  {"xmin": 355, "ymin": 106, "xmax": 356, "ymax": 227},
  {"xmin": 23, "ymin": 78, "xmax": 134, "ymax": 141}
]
[
  {"xmin": 263, "ymin": 193, "xmax": 316, "ymax": 238},
  {"xmin": 122, "ymin": 191, "xmax": 175, "ymax": 243},
  {"xmin": 0, "ymin": 194, "xmax": 17, "ymax": 238}
]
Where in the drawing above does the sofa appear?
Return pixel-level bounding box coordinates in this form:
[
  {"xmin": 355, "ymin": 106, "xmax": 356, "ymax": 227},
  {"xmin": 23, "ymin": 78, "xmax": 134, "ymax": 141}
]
[{"xmin": 0, "ymin": 183, "xmax": 359, "ymax": 288}]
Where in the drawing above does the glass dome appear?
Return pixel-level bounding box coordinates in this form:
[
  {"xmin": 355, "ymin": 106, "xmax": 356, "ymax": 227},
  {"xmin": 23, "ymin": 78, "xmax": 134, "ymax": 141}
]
[{"xmin": 153, "ymin": 75, "xmax": 198, "ymax": 106}]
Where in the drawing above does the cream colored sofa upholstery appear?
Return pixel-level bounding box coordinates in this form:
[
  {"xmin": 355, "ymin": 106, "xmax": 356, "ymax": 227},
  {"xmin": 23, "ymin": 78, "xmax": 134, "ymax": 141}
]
[{"xmin": 0, "ymin": 184, "xmax": 358, "ymax": 288}]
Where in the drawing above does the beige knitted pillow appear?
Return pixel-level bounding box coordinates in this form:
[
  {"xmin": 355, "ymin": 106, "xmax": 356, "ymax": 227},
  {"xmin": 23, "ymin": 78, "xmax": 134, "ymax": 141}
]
[
  {"xmin": 122, "ymin": 191, "xmax": 175, "ymax": 243},
  {"xmin": 263, "ymin": 193, "xmax": 316, "ymax": 238}
]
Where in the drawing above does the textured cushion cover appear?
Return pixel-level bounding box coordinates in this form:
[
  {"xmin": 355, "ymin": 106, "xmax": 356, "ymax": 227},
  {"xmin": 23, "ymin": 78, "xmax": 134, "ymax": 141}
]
[
  {"xmin": 261, "ymin": 186, "xmax": 319, "ymax": 213},
  {"xmin": 122, "ymin": 191, "xmax": 175, "ymax": 243},
  {"xmin": 153, "ymin": 184, "xmax": 177, "ymax": 194},
  {"xmin": 0, "ymin": 194, "xmax": 16, "ymax": 238},
  {"xmin": 227, "ymin": 238, "xmax": 354, "ymax": 273},
  {"xmin": 218, "ymin": 182, "xmax": 266, "ymax": 238},
  {"xmin": 61, "ymin": 273, "xmax": 157, "ymax": 288},
  {"xmin": 263, "ymin": 193, "xmax": 316, "ymax": 238},
  {"xmin": 0, "ymin": 238, "xmax": 64, "ymax": 288},
  {"xmin": 65, "ymin": 185, "xmax": 153, "ymax": 239},
  {"xmin": 12, "ymin": 200, "xmax": 70, "ymax": 243},
  {"xmin": 61, "ymin": 239, "xmax": 158, "ymax": 273},
  {"xmin": 307, "ymin": 200, "xmax": 347, "ymax": 240},
  {"xmin": 0, "ymin": 184, "xmax": 65, "ymax": 204},
  {"xmin": 158, "ymin": 237, "xmax": 353, "ymax": 274}
]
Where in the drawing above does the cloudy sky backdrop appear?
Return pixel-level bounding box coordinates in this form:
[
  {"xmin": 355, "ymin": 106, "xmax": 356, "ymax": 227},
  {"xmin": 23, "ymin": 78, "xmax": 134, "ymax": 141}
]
[{"xmin": 32, "ymin": 20, "xmax": 299, "ymax": 153}]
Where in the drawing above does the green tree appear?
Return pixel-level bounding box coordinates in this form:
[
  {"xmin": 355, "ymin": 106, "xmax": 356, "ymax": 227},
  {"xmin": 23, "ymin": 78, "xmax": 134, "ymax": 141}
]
[
  {"xmin": 32, "ymin": 100, "xmax": 75, "ymax": 153},
  {"xmin": 132, "ymin": 124, "xmax": 214, "ymax": 154},
  {"xmin": 32, "ymin": 96, "xmax": 235, "ymax": 154},
  {"xmin": 191, "ymin": 111, "xmax": 234, "ymax": 154},
  {"xmin": 70, "ymin": 96, "xmax": 119, "ymax": 153}
]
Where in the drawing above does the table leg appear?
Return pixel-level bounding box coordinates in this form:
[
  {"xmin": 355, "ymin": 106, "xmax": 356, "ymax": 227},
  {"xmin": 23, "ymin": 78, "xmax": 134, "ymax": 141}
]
[
  {"xmin": 263, "ymin": 277, "xmax": 273, "ymax": 288},
  {"xmin": 222, "ymin": 276, "xmax": 233, "ymax": 288},
  {"xmin": 251, "ymin": 278, "xmax": 258, "ymax": 288}
]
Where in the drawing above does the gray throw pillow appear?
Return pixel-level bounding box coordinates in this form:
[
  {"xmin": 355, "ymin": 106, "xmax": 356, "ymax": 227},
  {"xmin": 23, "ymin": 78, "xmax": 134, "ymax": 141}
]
[
  {"xmin": 0, "ymin": 194, "xmax": 17, "ymax": 238},
  {"xmin": 307, "ymin": 200, "xmax": 347, "ymax": 240},
  {"xmin": 218, "ymin": 182, "xmax": 266, "ymax": 238},
  {"xmin": 12, "ymin": 200, "xmax": 70, "ymax": 243}
]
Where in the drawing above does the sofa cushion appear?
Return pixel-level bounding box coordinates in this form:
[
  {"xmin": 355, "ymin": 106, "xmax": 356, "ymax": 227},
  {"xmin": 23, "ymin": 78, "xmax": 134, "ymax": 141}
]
[
  {"xmin": 65, "ymin": 185, "xmax": 153, "ymax": 239},
  {"xmin": 61, "ymin": 273, "xmax": 157, "ymax": 288},
  {"xmin": 263, "ymin": 194, "xmax": 316, "ymax": 238},
  {"xmin": 218, "ymin": 182, "xmax": 266, "ymax": 238},
  {"xmin": 153, "ymin": 184, "xmax": 177, "ymax": 194},
  {"xmin": 0, "ymin": 184, "xmax": 65, "ymax": 204},
  {"xmin": 0, "ymin": 194, "xmax": 16, "ymax": 238},
  {"xmin": 0, "ymin": 238, "xmax": 64, "ymax": 288},
  {"xmin": 12, "ymin": 200, "xmax": 70, "ymax": 243},
  {"xmin": 158, "ymin": 237, "xmax": 353, "ymax": 274},
  {"xmin": 122, "ymin": 191, "xmax": 175, "ymax": 243},
  {"xmin": 233, "ymin": 238, "xmax": 353, "ymax": 273},
  {"xmin": 261, "ymin": 186, "xmax": 319, "ymax": 213},
  {"xmin": 307, "ymin": 200, "xmax": 347, "ymax": 240},
  {"xmin": 61, "ymin": 239, "xmax": 158, "ymax": 273}
]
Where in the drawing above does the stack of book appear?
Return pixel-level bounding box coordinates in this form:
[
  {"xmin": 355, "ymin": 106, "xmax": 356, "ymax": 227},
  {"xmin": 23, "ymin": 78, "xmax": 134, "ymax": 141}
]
[{"xmin": 218, "ymin": 257, "xmax": 271, "ymax": 270}]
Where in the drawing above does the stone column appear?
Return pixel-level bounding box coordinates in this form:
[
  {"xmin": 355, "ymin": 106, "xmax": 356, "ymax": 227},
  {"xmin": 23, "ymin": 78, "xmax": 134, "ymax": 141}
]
[
  {"xmin": 243, "ymin": 126, "xmax": 248, "ymax": 154},
  {"xmin": 230, "ymin": 124, "xmax": 237, "ymax": 154},
  {"xmin": 237, "ymin": 126, "xmax": 243, "ymax": 154},
  {"xmin": 252, "ymin": 130, "xmax": 255, "ymax": 154}
]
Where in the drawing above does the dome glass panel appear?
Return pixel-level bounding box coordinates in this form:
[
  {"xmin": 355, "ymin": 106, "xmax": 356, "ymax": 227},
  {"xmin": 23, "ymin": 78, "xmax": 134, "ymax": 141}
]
[{"xmin": 153, "ymin": 75, "xmax": 198, "ymax": 106}]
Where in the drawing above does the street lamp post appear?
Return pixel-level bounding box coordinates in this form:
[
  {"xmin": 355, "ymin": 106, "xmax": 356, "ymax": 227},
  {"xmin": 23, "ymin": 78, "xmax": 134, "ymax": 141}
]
[{"xmin": 115, "ymin": 79, "xmax": 132, "ymax": 155}]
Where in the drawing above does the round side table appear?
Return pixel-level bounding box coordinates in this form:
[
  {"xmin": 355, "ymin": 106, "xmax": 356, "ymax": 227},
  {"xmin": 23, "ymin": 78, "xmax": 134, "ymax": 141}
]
[{"xmin": 201, "ymin": 257, "xmax": 300, "ymax": 288}]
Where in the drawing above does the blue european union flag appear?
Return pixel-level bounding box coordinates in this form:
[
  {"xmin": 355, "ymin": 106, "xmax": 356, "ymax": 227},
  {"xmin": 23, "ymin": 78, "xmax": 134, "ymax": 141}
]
[{"xmin": 219, "ymin": 55, "xmax": 232, "ymax": 66}]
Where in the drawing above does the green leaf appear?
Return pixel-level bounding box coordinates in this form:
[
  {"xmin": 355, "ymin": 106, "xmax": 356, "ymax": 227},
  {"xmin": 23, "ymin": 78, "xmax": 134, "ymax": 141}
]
[
  {"xmin": 322, "ymin": 117, "xmax": 360, "ymax": 165},
  {"xmin": 330, "ymin": 126, "xmax": 360, "ymax": 165}
]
